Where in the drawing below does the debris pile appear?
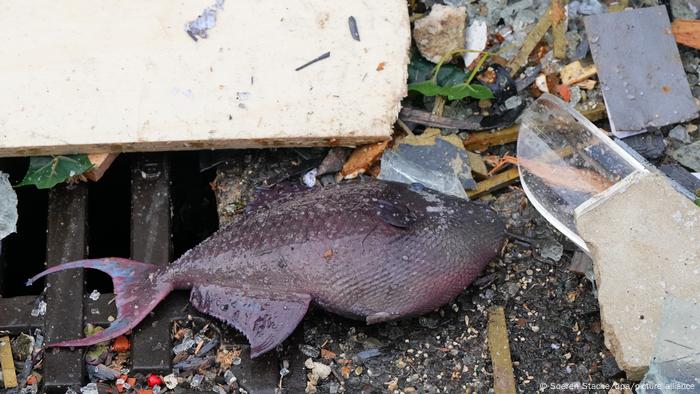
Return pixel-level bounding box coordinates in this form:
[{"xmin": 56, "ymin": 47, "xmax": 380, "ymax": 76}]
[{"xmin": 1, "ymin": 0, "xmax": 700, "ymax": 392}]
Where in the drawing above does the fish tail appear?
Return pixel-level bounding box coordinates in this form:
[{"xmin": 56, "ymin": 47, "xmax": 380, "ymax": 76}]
[{"xmin": 26, "ymin": 257, "xmax": 172, "ymax": 347}]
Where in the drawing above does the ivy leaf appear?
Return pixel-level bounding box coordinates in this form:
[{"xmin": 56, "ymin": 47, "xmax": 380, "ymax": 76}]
[
  {"xmin": 407, "ymin": 55, "xmax": 466, "ymax": 87},
  {"xmin": 16, "ymin": 155, "xmax": 94, "ymax": 189},
  {"xmin": 443, "ymin": 83, "xmax": 495, "ymax": 100},
  {"xmin": 407, "ymin": 80, "xmax": 444, "ymax": 96}
]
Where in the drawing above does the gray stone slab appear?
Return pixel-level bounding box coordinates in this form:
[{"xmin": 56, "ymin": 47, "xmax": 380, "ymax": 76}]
[{"xmin": 585, "ymin": 6, "xmax": 698, "ymax": 136}]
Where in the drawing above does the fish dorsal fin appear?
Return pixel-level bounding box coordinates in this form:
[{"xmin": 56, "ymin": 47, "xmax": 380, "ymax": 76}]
[{"xmin": 189, "ymin": 285, "xmax": 311, "ymax": 357}]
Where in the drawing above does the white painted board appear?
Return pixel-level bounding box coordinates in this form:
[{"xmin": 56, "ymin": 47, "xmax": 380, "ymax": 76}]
[{"xmin": 0, "ymin": 0, "xmax": 410, "ymax": 156}]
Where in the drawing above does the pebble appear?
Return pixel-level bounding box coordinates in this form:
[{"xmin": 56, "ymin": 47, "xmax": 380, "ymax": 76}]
[
  {"xmin": 669, "ymin": 125, "xmax": 692, "ymax": 144},
  {"xmin": 540, "ymin": 239, "xmax": 564, "ymax": 261},
  {"xmin": 163, "ymin": 374, "xmax": 178, "ymax": 390},
  {"xmin": 305, "ymin": 358, "xmax": 332, "ymax": 380}
]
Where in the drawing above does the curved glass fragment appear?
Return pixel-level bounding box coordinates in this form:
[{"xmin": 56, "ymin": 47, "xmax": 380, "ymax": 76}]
[{"xmin": 517, "ymin": 94, "xmax": 646, "ymax": 252}]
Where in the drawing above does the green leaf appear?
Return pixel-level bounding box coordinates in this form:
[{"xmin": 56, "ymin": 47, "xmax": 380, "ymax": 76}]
[
  {"xmin": 441, "ymin": 83, "xmax": 495, "ymax": 100},
  {"xmin": 407, "ymin": 55, "xmax": 466, "ymax": 87},
  {"xmin": 695, "ymin": 198, "xmax": 700, "ymax": 207},
  {"xmin": 408, "ymin": 80, "xmax": 443, "ymax": 96},
  {"xmin": 16, "ymin": 155, "xmax": 94, "ymax": 189}
]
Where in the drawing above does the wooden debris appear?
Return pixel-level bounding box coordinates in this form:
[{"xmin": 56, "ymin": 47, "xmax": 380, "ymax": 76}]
[
  {"xmin": 580, "ymin": 103, "xmax": 607, "ymax": 122},
  {"xmin": 560, "ymin": 61, "xmax": 598, "ymax": 85},
  {"xmin": 463, "ymin": 126, "xmax": 518, "ymax": 151},
  {"xmin": 1, "ymin": 336, "xmax": 18, "ymax": 389},
  {"xmin": 508, "ymin": 4, "xmax": 554, "ymax": 76},
  {"xmin": 467, "ymin": 151, "xmax": 489, "ymax": 179},
  {"xmin": 574, "ymin": 79, "xmax": 597, "ymax": 90},
  {"xmin": 551, "ymin": 0, "xmax": 569, "ymax": 59},
  {"xmin": 487, "ymin": 307, "xmax": 516, "ymax": 394},
  {"xmin": 399, "ymin": 107, "xmax": 484, "ymax": 130},
  {"xmin": 467, "ymin": 168, "xmax": 519, "ymax": 199},
  {"xmin": 339, "ymin": 141, "xmax": 389, "ymax": 179},
  {"xmin": 671, "ymin": 19, "xmax": 700, "ymax": 50},
  {"xmin": 85, "ymin": 153, "xmax": 119, "ymax": 182}
]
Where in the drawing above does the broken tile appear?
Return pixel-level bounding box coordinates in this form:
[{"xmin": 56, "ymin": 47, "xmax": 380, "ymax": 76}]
[
  {"xmin": 585, "ymin": 6, "xmax": 698, "ymax": 137},
  {"xmin": 413, "ymin": 5, "xmax": 467, "ymax": 63}
]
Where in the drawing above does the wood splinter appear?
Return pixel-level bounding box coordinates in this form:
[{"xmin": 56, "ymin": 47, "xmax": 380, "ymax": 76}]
[
  {"xmin": 487, "ymin": 307, "xmax": 516, "ymax": 394},
  {"xmin": 0, "ymin": 336, "xmax": 18, "ymax": 389}
]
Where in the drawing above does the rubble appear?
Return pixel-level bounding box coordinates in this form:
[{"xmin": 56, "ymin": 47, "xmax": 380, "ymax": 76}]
[
  {"xmin": 670, "ymin": 140, "xmax": 700, "ymax": 171},
  {"xmin": 413, "ymin": 5, "xmax": 467, "ymax": 63}
]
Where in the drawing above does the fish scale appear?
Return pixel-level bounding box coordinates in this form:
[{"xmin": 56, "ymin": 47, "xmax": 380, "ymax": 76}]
[{"xmin": 27, "ymin": 179, "xmax": 504, "ymax": 357}]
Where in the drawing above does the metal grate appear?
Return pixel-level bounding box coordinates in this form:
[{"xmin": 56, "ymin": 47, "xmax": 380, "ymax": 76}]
[{"xmin": 0, "ymin": 152, "xmax": 306, "ymax": 392}]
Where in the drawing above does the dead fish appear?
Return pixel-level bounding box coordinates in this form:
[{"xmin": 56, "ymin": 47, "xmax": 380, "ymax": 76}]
[{"xmin": 27, "ymin": 179, "xmax": 504, "ymax": 357}]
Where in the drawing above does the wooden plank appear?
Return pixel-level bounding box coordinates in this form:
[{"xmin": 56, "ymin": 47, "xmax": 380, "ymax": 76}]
[
  {"xmin": 487, "ymin": 307, "xmax": 516, "ymax": 394},
  {"xmin": 0, "ymin": 336, "xmax": 18, "ymax": 389},
  {"xmin": 85, "ymin": 153, "xmax": 119, "ymax": 182},
  {"xmin": 0, "ymin": 0, "xmax": 410, "ymax": 157}
]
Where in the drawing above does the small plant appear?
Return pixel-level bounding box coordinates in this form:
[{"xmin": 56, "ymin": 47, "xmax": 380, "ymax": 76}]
[
  {"xmin": 16, "ymin": 155, "xmax": 93, "ymax": 189},
  {"xmin": 408, "ymin": 49, "xmax": 494, "ymax": 100}
]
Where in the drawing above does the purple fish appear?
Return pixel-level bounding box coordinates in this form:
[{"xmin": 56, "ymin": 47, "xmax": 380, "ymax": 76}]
[{"xmin": 27, "ymin": 179, "xmax": 504, "ymax": 357}]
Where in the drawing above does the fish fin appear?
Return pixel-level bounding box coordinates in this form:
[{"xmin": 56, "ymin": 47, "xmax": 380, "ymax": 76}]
[
  {"xmin": 26, "ymin": 258, "xmax": 172, "ymax": 347},
  {"xmin": 190, "ymin": 285, "xmax": 310, "ymax": 357},
  {"xmin": 376, "ymin": 199, "xmax": 416, "ymax": 228}
]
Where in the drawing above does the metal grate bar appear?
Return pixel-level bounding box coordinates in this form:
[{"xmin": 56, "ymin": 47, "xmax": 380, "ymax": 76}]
[
  {"xmin": 43, "ymin": 183, "xmax": 88, "ymax": 393},
  {"xmin": 130, "ymin": 153, "xmax": 174, "ymax": 373}
]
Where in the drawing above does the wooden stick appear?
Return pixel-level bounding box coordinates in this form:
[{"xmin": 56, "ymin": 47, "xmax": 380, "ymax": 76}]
[
  {"xmin": 463, "ymin": 126, "xmax": 519, "ymax": 151},
  {"xmin": 552, "ymin": 0, "xmax": 569, "ymax": 59},
  {"xmin": 467, "ymin": 168, "xmax": 519, "ymax": 198},
  {"xmin": 487, "ymin": 307, "xmax": 516, "ymax": 394},
  {"xmin": 0, "ymin": 336, "xmax": 18, "ymax": 389}
]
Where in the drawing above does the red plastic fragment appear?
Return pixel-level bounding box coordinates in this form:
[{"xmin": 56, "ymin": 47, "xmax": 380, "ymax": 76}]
[{"xmin": 146, "ymin": 374, "xmax": 163, "ymax": 388}]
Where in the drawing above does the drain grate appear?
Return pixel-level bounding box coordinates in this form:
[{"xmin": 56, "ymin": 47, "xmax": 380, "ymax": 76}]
[{"xmin": 0, "ymin": 152, "xmax": 305, "ymax": 392}]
